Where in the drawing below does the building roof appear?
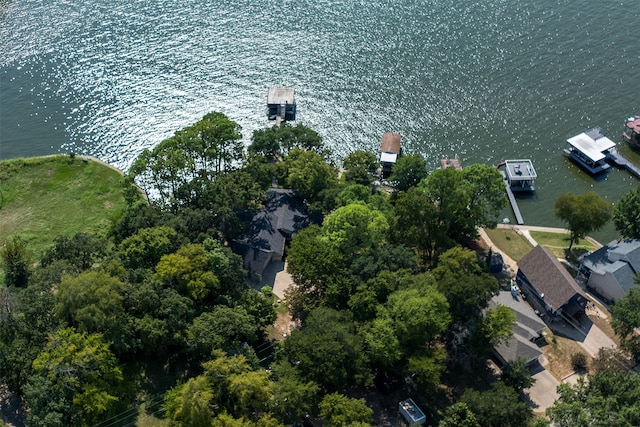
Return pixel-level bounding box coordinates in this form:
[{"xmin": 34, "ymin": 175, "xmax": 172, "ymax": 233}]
[
  {"xmin": 495, "ymin": 333, "xmax": 543, "ymax": 365},
  {"xmin": 380, "ymin": 132, "xmax": 401, "ymax": 154},
  {"xmin": 518, "ymin": 245, "xmax": 586, "ymax": 313},
  {"xmin": 380, "ymin": 152, "xmax": 398, "ymax": 164},
  {"xmin": 489, "ymin": 291, "xmax": 546, "ymax": 337},
  {"xmin": 504, "ymin": 159, "xmax": 537, "ymax": 182},
  {"xmin": 234, "ymin": 189, "xmax": 309, "ymax": 275},
  {"xmin": 581, "ymin": 239, "xmax": 640, "ymax": 293},
  {"xmin": 488, "ymin": 291, "xmax": 545, "ymax": 364},
  {"xmin": 566, "ymin": 128, "xmax": 616, "ymax": 163},
  {"xmin": 267, "ymin": 87, "xmax": 295, "ymax": 106}
]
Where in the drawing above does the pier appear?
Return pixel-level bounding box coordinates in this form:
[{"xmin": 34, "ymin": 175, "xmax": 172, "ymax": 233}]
[
  {"xmin": 501, "ymin": 171, "xmax": 525, "ymax": 225},
  {"xmin": 497, "ymin": 159, "xmax": 535, "ymax": 225},
  {"xmin": 607, "ymin": 149, "xmax": 640, "ymax": 180}
]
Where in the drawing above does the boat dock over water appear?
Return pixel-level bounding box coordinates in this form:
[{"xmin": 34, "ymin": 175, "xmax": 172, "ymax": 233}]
[
  {"xmin": 623, "ymin": 115, "xmax": 640, "ymax": 149},
  {"xmin": 564, "ymin": 126, "xmax": 640, "ymax": 180},
  {"xmin": 564, "ymin": 128, "xmax": 614, "ymax": 174},
  {"xmin": 496, "ymin": 159, "xmax": 536, "ymax": 225}
]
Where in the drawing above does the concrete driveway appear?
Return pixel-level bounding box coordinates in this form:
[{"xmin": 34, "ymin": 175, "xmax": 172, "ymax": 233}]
[{"xmin": 524, "ymin": 361, "xmax": 560, "ymax": 413}]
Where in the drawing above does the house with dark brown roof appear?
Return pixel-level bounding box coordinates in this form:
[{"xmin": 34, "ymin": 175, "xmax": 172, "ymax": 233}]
[{"xmin": 516, "ymin": 245, "xmax": 587, "ymax": 319}]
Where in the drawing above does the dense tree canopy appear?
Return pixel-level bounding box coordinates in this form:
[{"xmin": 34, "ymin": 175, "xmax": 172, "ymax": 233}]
[
  {"xmin": 613, "ymin": 186, "xmax": 640, "ymax": 239},
  {"xmin": 24, "ymin": 328, "xmax": 123, "ymax": 427},
  {"xmin": 389, "ymin": 153, "xmax": 429, "ymax": 192},
  {"xmin": 342, "ymin": 150, "xmax": 378, "ymax": 185},
  {"xmin": 611, "ymin": 286, "xmax": 640, "ymax": 357},
  {"xmin": 0, "ymin": 116, "xmax": 542, "ymax": 426},
  {"xmin": 554, "ymin": 192, "xmax": 613, "ymax": 249},
  {"xmin": 282, "ymin": 308, "xmax": 369, "ymax": 391},
  {"xmin": 547, "ymin": 372, "xmax": 640, "ymax": 426}
]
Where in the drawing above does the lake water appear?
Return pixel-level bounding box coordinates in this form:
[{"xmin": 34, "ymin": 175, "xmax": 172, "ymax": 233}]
[{"xmin": 1, "ymin": 0, "xmax": 638, "ymax": 241}]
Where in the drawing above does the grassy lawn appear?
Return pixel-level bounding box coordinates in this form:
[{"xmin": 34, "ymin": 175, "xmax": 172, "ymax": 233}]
[
  {"xmin": 484, "ymin": 228, "xmax": 533, "ymax": 262},
  {"xmin": 529, "ymin": 230, "xmax": 598, "ymax": 264},
  {"xmin": 0, "ymin": 155, "xmax": 129, "ymax": 261}
]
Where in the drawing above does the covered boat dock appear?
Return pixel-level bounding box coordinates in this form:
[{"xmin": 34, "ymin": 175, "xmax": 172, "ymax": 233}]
[{"xmin": 564, "ymin": 128, "xmax": 616, "ymax": 174}]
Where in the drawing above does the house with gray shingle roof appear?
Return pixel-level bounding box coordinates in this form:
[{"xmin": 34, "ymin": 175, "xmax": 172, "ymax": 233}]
[
  {"xmin": 516, "ymin": 245, "xmax": 587, "ymax": 319},
  {"xmin": 488, "ymin": 291, "xmax": 545, "ymax": 366},
  {"xmin": 579, "ymin": 239, "xmax": 640, "ymax": 303},
  {"xmin": 231, "ymin": 188, "xmax": 310, "ymax": 282}
]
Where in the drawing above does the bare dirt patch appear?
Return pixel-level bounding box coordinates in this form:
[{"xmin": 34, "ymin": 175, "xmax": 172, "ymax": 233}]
[
  {"xmin": 268, "ymin": 310, "xmax": 298, "ymax": 341},
  {"xmin": 539, "ymin": 328, "xmax": 592, "ymax": 381}
]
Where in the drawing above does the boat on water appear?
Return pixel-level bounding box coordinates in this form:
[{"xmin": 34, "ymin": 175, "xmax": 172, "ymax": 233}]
[
  {"xmin": 564, "ymin": 127, "xmax": 616, "ymax": 175},
  {"xmin": 623, "ymin": 116, "xmax": 640, "ymax": 149}
]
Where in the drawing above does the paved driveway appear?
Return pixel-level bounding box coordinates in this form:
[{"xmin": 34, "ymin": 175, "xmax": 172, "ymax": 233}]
[{"xmin": 525, "ymin": 365, "xmax": 560, "ymax": 413}]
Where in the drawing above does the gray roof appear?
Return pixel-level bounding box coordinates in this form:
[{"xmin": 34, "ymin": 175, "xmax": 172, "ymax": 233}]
[
  {"xmin": 518, "ymin": 245, "xmax": 586, "ymax": 312},
  {"xmin": 581, "ymin": 239, "xmax": 640, "ymax": 292},
  {"xmin": 489, "ymin": 291, "xmax": 546, "ymax": 337},
  {"xmin": 234, "ymin": 189, "xmax": 309, "ymax": 276},
  {"xmin": 495, "ymin": 334, "xmax": 543, "ymax": 365},
  {"xmin": 267, "ymin": 87, "xmax": 295, "ymax": 106},
  {"xmin": 489, "ymin": 291, "xmax": 545, "ymax": 363}
]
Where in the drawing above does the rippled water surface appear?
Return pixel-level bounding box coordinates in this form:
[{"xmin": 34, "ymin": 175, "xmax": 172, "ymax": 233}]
[{"xmin": 1, "ymin": 0, "xmax": 639, "ymax": 239}]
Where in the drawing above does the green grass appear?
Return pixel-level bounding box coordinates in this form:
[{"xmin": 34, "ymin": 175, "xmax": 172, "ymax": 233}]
[
  {"xmin": 0, "ymin": 155, "xmax": 129, "ymax": 260},
  {"xmin": 484, "ymin": 228, "xmax": 533, "ymax": 262},
  {"xmin": 529, "ymin": 230, "xmax": 598, "ymax": 264}
]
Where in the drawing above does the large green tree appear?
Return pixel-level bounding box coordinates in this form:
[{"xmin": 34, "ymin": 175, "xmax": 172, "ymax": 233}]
[
  {"xmin": 285, "ymin": 225, "xmax": 348, "ymax": 318},
  {"xmin": 613, "ymin": 186, "xmax": 640, "ymax": 239},
  {"xmin": 461, "ymin": 381, "xmax": 532, "ymax": 427},
  {"xmin": 611, "ymin": 286, "xmax": 640, "ymax": 357},
  {"xmin": 318, "ymin": 393, "xmax": 373, "ymax": 427},
  {"xmin": 130, "ymin": 111, "xmax": 244, "ymax": 209},
  {"xmin": 283, "ymin": 148, "xmax": 338, "ymax": 209},
  {"xmin": 343, "ymin": 150, "xmax": 378, "ymax": 185},
  {"xmin": 56, "ymin": 270, "xmax": 130, "ymax": 354},
  {"xmin": 0, "ymin": 237, "xmax": 31, "ymax": 287},
  {"xmin": 433, "ymin": 246, "xmax": 499, "ymax": 323},
  {"xmin": 282, "ymin": 308, "xmax": 369, "ymax": 391},
  {"xmin": 554, "ymin": 192, "xmax": 612, "ymax": 249},
  {"xmin": 117, "ymin": 226, "xmax": 180, "ymax": 270},
  {"xmin": 388, "ymin": 153, "xmax": 429, "ymax": 192},
  {"xmin": 187, "ymin": 306, "xmax": 258, "ymax": 359},
  {"xmin": 322, "ymin": 203, "xmax": 389, "ymax": 255},
  {"xmin": 249, "ymin": 123, "xmax": 326, "ymax": 159},
  {"xmin": 23, "ymin": 328, "xmax": 124, "ymax": 427},
  {"xmin": 439, "ymin": 402, "xmax": 480, "ymax": 427},
  {"xmin": 547, "ymin": 372, "xmax": 640, "ymax": 427}
]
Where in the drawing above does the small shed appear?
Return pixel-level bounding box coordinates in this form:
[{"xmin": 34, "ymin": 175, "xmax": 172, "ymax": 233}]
[
  {"xmin": 267, "ymin": 87, "xmax": 296, "ymax": 121},
  {"xmin": 380, "ymin": 132, "xmax": 402, "ymax": 177},
  {"xmin": 399, "ymin": 398, "xmax": 426, "ymax": 425}
]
